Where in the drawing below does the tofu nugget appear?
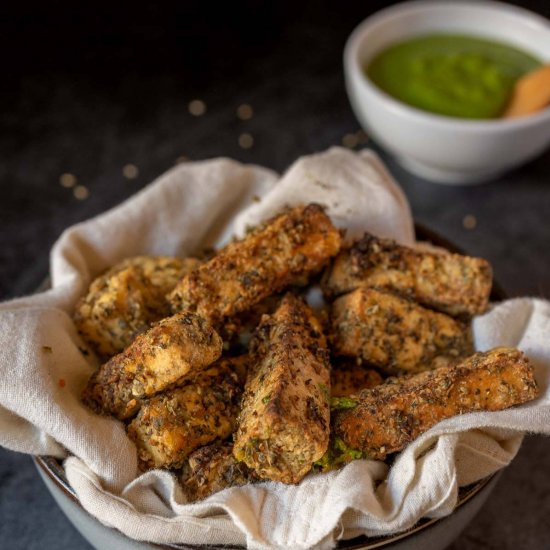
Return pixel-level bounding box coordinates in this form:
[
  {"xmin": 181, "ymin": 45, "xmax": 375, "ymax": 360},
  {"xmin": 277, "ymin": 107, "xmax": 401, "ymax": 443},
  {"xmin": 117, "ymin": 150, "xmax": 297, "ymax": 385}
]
[
  {"xmin": 168, "ymin": 204, "xmax": 342, "ymax": 326},
  {"xmin": 233, "ymin": 293, "xmax": 331, "ymax": 484},
  {"xmin": 323, "ymin": 233, "xmax": 492, "ymax": 317},
  {"xmin": 75, "ymin": 256, "xmax": 201, "ymax": 357},
  {"xmin": 128, "ymin": 360, "xmax": 242, "ymax": 470},
  {"xmin": 182, "ymin": 443, "xmax": 258, "ymax": 502},
  {"xmin": 334, "ymin": 347, "xmax": 538, "ymax": 461},
  {"xmin": 331, "ymin": 288, "xmax": 472, "ymax": 374},
  {"xmin": 331, "ymin": 360, "xmax": 383, "ymax": 397},
  {"xmin": 82, "ymin": 312, "xmax": 222, "ymax": 419}
]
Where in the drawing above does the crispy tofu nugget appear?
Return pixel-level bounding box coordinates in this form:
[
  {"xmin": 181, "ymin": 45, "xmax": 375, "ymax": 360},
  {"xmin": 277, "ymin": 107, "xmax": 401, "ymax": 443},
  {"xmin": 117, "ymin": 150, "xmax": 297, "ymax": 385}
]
[
  {"xmin": 334, "ymin": 347, "xmax": 538, "ymax": 461},
  {"xmin": 75, "ymin": 256, "xmax": 201, "ymax": 357},
  {"xmin": 331, "ymin": 288, "xmax": 472, "ymax": 374},
  {"xmin": 183, "ymin": 443, "xmax": 258, "ymax": 502},
  {"xmin": 82, "ymin": 312, "xmax": 222, "ymax": 420},
  {"xmin": 233, "ymin": 293, "xmax": 331, "ymax": 484},
  {"xmin": 323, "ymin": 233, "xmax": 492, "ymax": 317},
  {"xmin": 127, "ymin": 360, "xmax": 242, "ymax": 470},
  {"xmin": 331, "ymin": 360, "xmax": 383, "ymax": 397},
  {"xmin": 168, "ymin": 204, "xmax": 342, "ymax": 326}
]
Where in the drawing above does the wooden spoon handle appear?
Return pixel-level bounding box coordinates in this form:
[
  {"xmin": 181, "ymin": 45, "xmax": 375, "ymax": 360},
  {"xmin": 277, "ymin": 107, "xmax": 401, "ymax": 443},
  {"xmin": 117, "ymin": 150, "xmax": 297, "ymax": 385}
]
[{"xmin": 503, "ymin": 64, "xmax": 550, "ymax": 118}]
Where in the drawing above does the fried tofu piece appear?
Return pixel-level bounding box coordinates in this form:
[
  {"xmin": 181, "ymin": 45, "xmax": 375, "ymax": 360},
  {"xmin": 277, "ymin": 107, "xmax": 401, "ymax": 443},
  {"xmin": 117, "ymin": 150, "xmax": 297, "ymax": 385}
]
[
  {"xmin": 233, "ymin": 293, "xmax": 331, "ymax": 484},
  {"xmin": 168, "ymin": 204, "xmax": 342, "ymax": 326},
  {"xmin": 331, "ymin": 360, "xmax": 383, "ymax": 397},
  {"xmin": 182, "ymin": 443, "xmax": 258, "ymax": 502},
  {"xmin": 75, "ymin": 256, "xmax": 201, "ymax": 357},
  {"xmin": 323, "ymin": 233, "xmax": 492, "ymax": 317},
  {"xmin": 331, "ymin": 288, "xmax": 472, "ymax": 374},
  {"xmin": 82, "ymin": 312, "xmax": 222, "ymax": 420},
  {"xmin": 334, "ymin": 347, "xmax": 538, "ymax": 460},
  {"xmin": 127, "ymin": 361, "xmax": 242, "ymax": 470}
]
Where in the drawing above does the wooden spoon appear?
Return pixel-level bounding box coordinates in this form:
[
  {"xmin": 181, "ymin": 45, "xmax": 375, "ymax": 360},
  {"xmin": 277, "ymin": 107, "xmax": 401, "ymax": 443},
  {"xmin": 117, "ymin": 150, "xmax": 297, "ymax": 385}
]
[{"xmin": 503, "ymin": 64, "xmax": 550, "ymax": 118}]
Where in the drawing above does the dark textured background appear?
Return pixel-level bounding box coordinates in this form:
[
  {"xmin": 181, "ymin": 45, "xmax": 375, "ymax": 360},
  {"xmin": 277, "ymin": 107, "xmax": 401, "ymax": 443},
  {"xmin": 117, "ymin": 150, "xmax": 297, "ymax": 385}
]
[{"xmin": 1, "ymin": 1, "xmax": 549, "ymax": 548}]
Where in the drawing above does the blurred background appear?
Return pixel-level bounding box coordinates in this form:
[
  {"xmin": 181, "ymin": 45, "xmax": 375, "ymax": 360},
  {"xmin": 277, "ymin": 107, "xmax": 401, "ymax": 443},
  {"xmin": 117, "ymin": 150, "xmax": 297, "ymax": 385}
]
[
  {"xmin": 1, "ymin": 1, "xmax": 549, "ymax": 548},
  {"xmin": 1, "ymin": 0, "xmax": 549, "ymax": 301}
]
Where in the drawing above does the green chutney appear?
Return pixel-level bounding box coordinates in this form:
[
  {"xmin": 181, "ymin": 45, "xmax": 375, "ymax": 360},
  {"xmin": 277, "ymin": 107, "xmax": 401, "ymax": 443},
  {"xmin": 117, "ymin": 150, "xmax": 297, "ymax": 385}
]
[{"xmin": 366, "ymin": 34, "xmax": 542, "ymax": 119}]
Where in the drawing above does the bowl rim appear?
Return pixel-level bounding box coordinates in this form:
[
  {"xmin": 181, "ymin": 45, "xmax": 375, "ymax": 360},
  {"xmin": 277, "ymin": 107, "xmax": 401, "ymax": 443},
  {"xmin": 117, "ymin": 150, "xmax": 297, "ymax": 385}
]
[
  {"xmin": 344, "ymin": 0, "xmax": 550, "ymax": 131},
  {"xmin": 33, "ymin": 454, "xmax": 498, "ymax": 550},
  {"xmin": 34, "ymin": 453, "xmax": 499, "ymax": 550}
]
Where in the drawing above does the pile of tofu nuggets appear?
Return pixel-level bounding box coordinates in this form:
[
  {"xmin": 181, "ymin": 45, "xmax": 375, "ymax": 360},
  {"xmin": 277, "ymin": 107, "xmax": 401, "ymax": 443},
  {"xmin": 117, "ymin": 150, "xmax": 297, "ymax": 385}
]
[{"xmin": 76, "ymin": 204, "xmax": 538, "ymax": 501}]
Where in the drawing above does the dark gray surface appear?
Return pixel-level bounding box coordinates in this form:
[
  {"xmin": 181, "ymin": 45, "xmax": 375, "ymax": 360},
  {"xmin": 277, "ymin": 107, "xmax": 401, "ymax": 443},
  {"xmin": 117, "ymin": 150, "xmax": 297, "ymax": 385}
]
[{"xmin": 1, "ymin": 1, "xmax": 549, "ymax": 548}]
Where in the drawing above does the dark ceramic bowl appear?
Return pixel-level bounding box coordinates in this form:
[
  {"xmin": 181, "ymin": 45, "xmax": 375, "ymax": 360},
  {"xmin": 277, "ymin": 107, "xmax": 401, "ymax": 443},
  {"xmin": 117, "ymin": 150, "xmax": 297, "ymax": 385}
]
[{"xmin": 34, "ymin": 224, "xmax": 507, "ymax": 550}]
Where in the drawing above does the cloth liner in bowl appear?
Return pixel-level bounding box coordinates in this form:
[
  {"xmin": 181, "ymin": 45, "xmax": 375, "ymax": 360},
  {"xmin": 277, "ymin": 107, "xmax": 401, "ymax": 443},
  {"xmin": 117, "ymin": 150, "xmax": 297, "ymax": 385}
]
[{"xmin": 1, "ymin": 147, "xmax": 549, "ymax": 550}]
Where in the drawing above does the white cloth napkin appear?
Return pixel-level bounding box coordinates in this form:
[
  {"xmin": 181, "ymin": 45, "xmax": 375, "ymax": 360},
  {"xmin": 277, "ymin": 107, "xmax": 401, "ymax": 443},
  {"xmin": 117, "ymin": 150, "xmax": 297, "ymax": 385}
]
[{"xmin": 1, "ymin": 147, "xmax": 549, "ymax": 550}]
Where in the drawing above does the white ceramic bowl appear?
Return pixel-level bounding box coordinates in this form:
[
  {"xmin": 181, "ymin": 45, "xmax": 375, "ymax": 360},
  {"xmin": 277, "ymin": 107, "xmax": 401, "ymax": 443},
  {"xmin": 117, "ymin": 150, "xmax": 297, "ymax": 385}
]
[{"xmin": 344, "ymin": 0, "xmax": 550, "ymax": 184}]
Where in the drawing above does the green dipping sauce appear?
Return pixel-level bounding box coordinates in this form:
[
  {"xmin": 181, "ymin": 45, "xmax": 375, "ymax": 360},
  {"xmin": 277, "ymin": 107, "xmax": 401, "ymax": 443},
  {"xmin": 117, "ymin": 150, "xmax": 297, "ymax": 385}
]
[{"xmin": 366, "ymin": 34, "xmax": 542, "ymax": 119}]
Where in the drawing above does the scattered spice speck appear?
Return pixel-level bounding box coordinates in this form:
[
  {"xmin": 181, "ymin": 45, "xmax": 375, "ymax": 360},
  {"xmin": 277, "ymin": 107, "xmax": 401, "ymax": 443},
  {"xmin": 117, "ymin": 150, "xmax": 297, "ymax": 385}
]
[
  {"xmin": 42, "ymin": 346, "xmax": 52, "ymax": 353},
  {"xmin": 123, "ymin": 163, "xmax": 139, "ymax": 179},
  {"xmin": 60, "ymin": 173, "xmax": 77, "ymax": 188},
  {"xmin": 73, "ymin": 185, "xmax": 89, "ymax": 200},
  {"xmin": 58, "ymin": 378, "xmax": 66, "ymax": 389},
  {"xmin": 239, "ymin": 133, "xmax": 254, "ymax": 149},
  {"xmin": 342, "ymin": 133, "xmax": 359, "ymax": 148},
  {"xmin": 252, "ymin": 195, "xmax": 261, "ymax": 203},
  {"xmin": 356, "ymin": 129, "xmax": 369, "ymax": 144},
  {"xmin": 188, "ymin": 99, "xmax": 207, "ymax": 116},
  {"xmin": 463, "ymin": 214, "xmax": 477, "ymax": 230},
  {"xmin": 237, "ymin": 104, "xmax": 254, "ymax": 120}
]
